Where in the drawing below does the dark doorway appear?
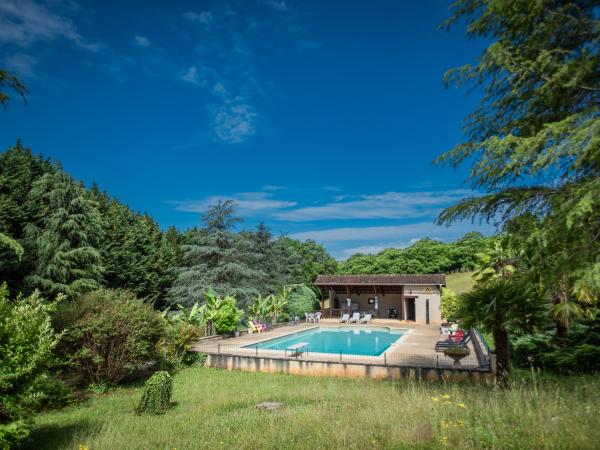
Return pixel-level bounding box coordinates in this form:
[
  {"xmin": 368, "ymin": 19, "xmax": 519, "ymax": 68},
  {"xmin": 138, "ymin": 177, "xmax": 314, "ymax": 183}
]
[{"xmin": 406, "ymin": 298, "xmax": 416, "ymax": 321}]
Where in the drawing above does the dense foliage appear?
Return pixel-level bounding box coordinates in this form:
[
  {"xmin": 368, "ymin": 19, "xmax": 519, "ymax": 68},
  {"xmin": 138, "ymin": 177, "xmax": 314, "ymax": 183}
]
[
  {"xmin": 212, "ymin": 295, "xmax": 244, "ymax": 334},
  {"xmin": 438, "ymin": 0, "xmax": 600, "ymax": 378},
  {"xmin": 339, "ymin": 232, "xmax": 490, "ymax": 274},
  {"xmin": 512, "ymin": 309, "xmax": 600, "ymax": 373},
  {"xmin": 135, "ymin": 371, "xmax": 173, "ymax": 415},
  {"xmin": 54, "ymin": 289, "xmax": 165, "ymax": 385},
  {"xmin": 0, "ymin": 143, "xmax": 337, "ymax": 309},
  {"xmin": 0, "ymin": 284, "xmax": 67, "ymax": 449}
]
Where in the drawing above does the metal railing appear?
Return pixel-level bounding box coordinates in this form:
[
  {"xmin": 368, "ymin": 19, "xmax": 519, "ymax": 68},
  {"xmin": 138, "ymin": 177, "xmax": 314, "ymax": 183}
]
[{"xmin": 195, "ymin": 341, "xmax": 486, "ymax": 371}]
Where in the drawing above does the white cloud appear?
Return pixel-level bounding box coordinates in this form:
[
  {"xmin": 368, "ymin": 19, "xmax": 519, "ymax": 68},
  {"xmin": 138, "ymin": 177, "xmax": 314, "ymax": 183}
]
[
  {"xmin": 291, "ymin": 222, "xmax": 496, "ymax": 259},
  {"xmin": 2, "ymin": 53, "xmax": 37, "ymax": 77},
  {"xmin": 183, "ymin": 10, "xmax": 213, "ymax": 25},
  {"xmin": 133, "ymin": 34, "xmax": 150, "ymax": 48},
  {"xmin": 212, "ymin": 82, "xmax": 227, "ymax": 95},
  {"xmin": 181, "ymin": 65, "xmax": 205, "ymax": 85},
  {"xmin": 262, "ymin": 1, "xmax": 289, "ymax": 12},
  {"xmin": 172, "ymin": 191, "xmax": 296, "ymax": 215},
  {"xmin": 0, "ymin": 0, "xmax": 99, "ymax": 51},
  {"xmin": 274, "ymin": 190, "xmax": 473, "ymax": 222},
  {"xmin": 212, "ymin": 99, "xmax": 257, "ymax": 143}
]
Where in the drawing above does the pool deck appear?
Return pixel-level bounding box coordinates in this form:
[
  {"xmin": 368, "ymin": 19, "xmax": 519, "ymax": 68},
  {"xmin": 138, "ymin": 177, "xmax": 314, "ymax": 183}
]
[{"xmin": 193, "ymin": 319, "xmax": 480, "ymax": 369}]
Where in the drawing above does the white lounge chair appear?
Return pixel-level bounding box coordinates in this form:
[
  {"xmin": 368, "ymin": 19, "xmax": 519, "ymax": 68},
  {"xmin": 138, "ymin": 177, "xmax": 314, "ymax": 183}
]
[
  {"xmin": 360, "ymin": 313, "xmax": 372, "ymax": 324},
  {"xmin": 314, "ymin": 311, "xmax": 321, "ymax": 323},
  {"xmin": 349, "ymin": 312, "xmax": 360, "ymax": 323},
  {"xmin": 339, "ymin": 313, "xmax": 350, "ymax": 323}
]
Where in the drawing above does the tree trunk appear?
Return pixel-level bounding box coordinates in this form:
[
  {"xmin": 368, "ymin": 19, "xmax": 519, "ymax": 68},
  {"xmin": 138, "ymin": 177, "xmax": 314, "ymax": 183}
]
[{"xmin": 493, "ymin": 326, "xmax": 510, "ymax": 386}]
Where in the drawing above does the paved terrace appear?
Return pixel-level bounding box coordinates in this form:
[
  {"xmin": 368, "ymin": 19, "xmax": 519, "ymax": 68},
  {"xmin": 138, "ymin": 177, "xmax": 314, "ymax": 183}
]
[{"xmin": 193, "ymin": 319, "xmax": 482, "ymax": 369}]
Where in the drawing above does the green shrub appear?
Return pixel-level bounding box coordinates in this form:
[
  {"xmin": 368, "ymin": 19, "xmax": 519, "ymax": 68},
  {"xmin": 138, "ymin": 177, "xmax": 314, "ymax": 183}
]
[
  {"xmin": 212, "ymin": 296, "xmax": 243, "ymax": 334},
  {"xmin": 440, "ymin": 287, "xmax": 460, "ymax": 320},
  {"xmin": 284, "ymin": 284, "xmax": 317, "ymax": 319},
  {"xmin": 0, "ymin": 421, "xmax": 29, "ymax": 450},
  {"xmin": 158, "ymin": 321, "xmax": 202, "ymax": 368},
  {"xmin": 135, "ymin": 371, "xmax": 172, "ymax": 415},
  {"xmin": 0, "ymin": 284, "xmax": 66, "ymax": 449},
  {"xmin": 512, "ymin": 309, "xmax": 600, "ymax": 373},
  {"xmin": 54, "ymin": 289, "xmax": 166, "ymax": 385}
]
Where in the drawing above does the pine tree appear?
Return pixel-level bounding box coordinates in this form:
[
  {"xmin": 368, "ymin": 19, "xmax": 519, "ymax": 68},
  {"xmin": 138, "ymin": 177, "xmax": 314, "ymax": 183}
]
[
  {"xmin": 23, "ymin": 171, "xmax": 104, "ymax": 298},
  {"xmin": 171, "ymin": 202, "xmax": 266, "ymax": 309},
  {"xmin": 0, "ymin": 142, "xmax": 55, "ymax": 291}
]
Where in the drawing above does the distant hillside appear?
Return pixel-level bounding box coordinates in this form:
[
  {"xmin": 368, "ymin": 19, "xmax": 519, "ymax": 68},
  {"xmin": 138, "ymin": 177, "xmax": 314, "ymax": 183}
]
[{"xmin": 446, "ymin": 271, "xmax": 474, "ymax": 294}]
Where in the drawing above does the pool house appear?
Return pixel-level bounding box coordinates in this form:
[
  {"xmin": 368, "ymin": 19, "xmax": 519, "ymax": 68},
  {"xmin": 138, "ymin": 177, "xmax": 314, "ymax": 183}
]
[{"xmin": 314, "ymin": 274, "xmax": 445, "ymax": 324}]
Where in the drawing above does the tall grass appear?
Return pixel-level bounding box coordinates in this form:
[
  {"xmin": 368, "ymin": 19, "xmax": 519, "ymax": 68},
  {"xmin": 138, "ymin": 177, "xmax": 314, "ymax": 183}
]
[{"xmin": 25, "ymin": 367, "xmax": 599, "ymax": 449}]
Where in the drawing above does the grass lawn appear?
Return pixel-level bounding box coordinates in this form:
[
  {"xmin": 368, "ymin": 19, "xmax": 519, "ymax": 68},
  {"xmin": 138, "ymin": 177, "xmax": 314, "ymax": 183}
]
[
  {"xmin": 25, "ymin": 366, "xmax": 600, "ymax": 450},
  {"xmin": 446, "ymin": 272, "xmax": 475, "ymax": 294}
]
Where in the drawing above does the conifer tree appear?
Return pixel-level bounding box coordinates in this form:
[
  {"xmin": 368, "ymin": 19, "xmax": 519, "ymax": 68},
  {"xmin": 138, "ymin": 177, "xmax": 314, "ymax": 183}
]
[{"xmin": 23, "ymin": 171, "xmax": 104, "ymax": 297}]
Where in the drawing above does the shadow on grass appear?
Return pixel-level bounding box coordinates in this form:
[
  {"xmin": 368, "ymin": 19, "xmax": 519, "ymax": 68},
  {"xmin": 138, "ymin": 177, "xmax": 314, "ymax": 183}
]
[{"xmin": 23, "ymin": 419, "xmax": 99, "ymax": 450}]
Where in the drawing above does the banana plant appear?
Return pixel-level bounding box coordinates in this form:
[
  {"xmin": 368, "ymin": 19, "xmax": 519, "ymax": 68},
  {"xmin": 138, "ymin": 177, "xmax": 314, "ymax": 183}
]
[{"xmin": 199, "ymin": 289, "xmax": 222, "ymax": 336}]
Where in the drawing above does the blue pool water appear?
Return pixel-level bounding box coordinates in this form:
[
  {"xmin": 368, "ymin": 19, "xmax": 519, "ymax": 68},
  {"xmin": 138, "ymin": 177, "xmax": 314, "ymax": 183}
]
[{"xmin": 245, "ymin": 326, "xmax": 406, "ymax": 356}]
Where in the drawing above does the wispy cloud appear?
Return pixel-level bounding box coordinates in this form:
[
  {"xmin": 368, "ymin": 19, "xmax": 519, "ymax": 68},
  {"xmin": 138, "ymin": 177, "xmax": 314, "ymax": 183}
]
[
  {"xmin": 171, "ymin": 191, "xmax": 297, "ymax": 215},
  {"xmin": 274, "ymin": 190, "xmax": 473, "ymax": 222},
  {"xmin": 291, "ymin": 222, "xmax": 495, "ymax": 259},
  {"xmin": 2, "ymin": 52, "xmax": 37, "ymax": 77},
  {"xmin": 212, "ymin": 99, "xmax": 257, "ymax": 143},
  {"xmin": 133, "ymin": 34, "xmax": 150, "ymax": 48},
  {"xmin": 0, "ymin": 0, "xmax": 100, "ymax": 51},
  {"xmin": 181, "ymin": 65, "xmax": 206, "ymax": 86},
  {"xmin": 183, "ymin": 11, "xmax": 213, "ymax": 25},
  {"xmin": 262, "ymin": 1, "xmax": 290, "ymax": 13}
]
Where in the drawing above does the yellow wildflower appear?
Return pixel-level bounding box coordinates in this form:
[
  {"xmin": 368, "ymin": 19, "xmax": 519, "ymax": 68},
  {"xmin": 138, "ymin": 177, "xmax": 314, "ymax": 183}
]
[
  {"xmin": 439, "ymin": 436, "xmax": 449, "ymax": 446},
  {"xmin": 456, "ymin": 402, "xmax": 466, "ymax": 409},
  {"xmin": 431, "ymin": 396, "xmax": 439, "ymax": 402},
  {"xmin": 441, "ymin": 394, "xmax": 451, "ymax": 400}
]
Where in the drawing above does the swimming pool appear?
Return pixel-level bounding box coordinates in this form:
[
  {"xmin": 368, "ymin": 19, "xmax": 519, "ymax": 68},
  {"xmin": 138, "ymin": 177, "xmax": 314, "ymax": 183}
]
[{"xmin": 245, "ymin": 326, "xmax": 407, "ymax": 356}]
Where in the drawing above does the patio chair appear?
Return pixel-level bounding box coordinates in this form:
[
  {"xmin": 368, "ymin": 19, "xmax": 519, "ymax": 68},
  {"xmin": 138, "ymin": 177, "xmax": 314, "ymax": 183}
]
[
  {"xmin": 349, "ymin": 312, "xmax": 361, "ymax": 323},
  {"xmin": 339, "ymin": 313, "xmax": 350, "ymax": 323},
  {"xmin": 314, "ymin": 312, "xmax": 321, "ymax": 323},
  {"xmin": 249, "ymin": 321, "xmax": 263, "ymax": 334},
  {"xmin": 435, "ymin": 333, "xmax": 471, "ymax": 352},
  {"xmin": 305, "ymin": 312, "xmax": 315, "ymax": 323},
  {"xmin": 252, "ymin": 320, "xmax": 269, "ymax": 332},
  {"xmin": 359, "ymin": 313, "xmax": 372, "ymax": 324}
]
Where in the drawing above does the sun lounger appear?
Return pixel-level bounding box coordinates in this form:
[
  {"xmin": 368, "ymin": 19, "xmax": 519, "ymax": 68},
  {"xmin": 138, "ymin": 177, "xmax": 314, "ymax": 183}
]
[
  {"xmin": 349, "ymin": 312, "xmax": 361, "ymax": 323},
  {"xmin": 339, "ymin": 313, "xmax": 350, "ymax": 323},
  {"xmin": 435, "ymin": 333, "xmax": 471, "ymax": 352},
  {"xmin": 360, "ymin": 313, "xmax": 372, "ymax": 323}
]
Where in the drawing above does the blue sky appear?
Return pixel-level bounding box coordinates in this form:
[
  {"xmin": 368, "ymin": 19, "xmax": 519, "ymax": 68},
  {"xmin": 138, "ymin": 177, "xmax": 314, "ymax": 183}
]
[{"xmin": 0, "ymin": 0, "xmax": 495, "ymax": 259}]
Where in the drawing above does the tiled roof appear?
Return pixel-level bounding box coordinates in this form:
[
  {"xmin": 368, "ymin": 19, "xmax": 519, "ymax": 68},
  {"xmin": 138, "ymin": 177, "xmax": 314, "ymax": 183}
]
[{"xmin": 314, "ymin": 274, "xmax": 445, "ymax": 286}]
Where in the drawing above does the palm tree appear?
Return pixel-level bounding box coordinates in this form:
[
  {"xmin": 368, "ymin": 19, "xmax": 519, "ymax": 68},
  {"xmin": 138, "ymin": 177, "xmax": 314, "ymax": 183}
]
[
  {"xmin": 459, "ymin": 279, "xmax": 544, "ymax": 385},
  {"xmin": 473, "ymin": 239, "xmax": 517, "ymax": 284}
]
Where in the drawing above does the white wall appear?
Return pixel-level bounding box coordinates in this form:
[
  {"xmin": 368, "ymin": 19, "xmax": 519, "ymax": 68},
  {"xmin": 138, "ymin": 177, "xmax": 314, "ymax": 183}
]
[{"xmin": 405, "ymin": 284, "xmax": 442, "ymax": 324}]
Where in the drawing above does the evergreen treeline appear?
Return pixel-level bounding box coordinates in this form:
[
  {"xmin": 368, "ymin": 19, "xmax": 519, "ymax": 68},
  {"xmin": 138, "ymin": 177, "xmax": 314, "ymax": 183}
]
[{"xmin": 0, "ymin": 142, "xmax": 338, "ymax": 308}]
